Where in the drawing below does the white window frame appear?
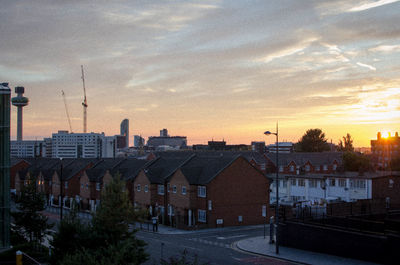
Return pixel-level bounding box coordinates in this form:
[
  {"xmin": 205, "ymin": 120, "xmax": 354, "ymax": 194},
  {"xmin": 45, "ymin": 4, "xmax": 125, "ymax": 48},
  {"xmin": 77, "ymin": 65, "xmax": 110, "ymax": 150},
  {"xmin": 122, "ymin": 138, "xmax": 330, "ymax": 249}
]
[
  {"xmin": 198, "ymin": 209, "xmax": 206, "ymax": 223},
  {"xmin": 198, "ymin": 186, "xmax": 206, "ymax": 197},
  {"xmin": 65, "ymin": 181, "xmax": 68, "ymax": 189},
  {"xmin": 309, "ymin": 179, "xmax": 317, "ymax": 188},
  {"xmin": 158, "ymin": 184, "xmax": 164, "ymax": 195},
  {"xmin": 172, "ymin": 185, "xmax": 177, "ymax": 193},
  {"xmin": 298, "ymin": 179, "xmax": 305, "ymax": 187},
  {"xmin": 305, "ymin": 165, "xmax": 310, "ymax": 172},
  {"xmin": 290, "ymin": 165, "xmax": 295, "ymax": 172},
  {"xmin": 323, "ymin": 165, "xmax": 328, "ymax": 171},
  {"xmin": 96, "ymin": 183, "xmax": 100, "ymax": 191},
  {"xmin": 137, "ymin": 184, "xmax": 141, "ymax": 192},
  {"xmin": 144, "ymin": 184, "xmax": 149, "ymax": 193},
  {"xmin": 330, "ymin": 179, "xmax": 336, "ymax": 187},
  {"xmin": 339, "ymin": 179, "xmax": 346, "ymax": 187},
  {"xmin": 182, "ymin": 186, "xmax": 187, "ymax": 195}
]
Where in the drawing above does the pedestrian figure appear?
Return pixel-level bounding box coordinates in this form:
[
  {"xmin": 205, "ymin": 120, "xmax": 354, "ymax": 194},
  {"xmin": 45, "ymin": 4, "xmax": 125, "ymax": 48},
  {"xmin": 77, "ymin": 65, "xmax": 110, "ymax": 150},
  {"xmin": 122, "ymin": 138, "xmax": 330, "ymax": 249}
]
[
  {"xmin": 152, "ymin": 216, "xmax": 158, "ymax": 232},
  {"xmin": 269, "ymin": 216, "xmax": 275, "ymax": 244}
]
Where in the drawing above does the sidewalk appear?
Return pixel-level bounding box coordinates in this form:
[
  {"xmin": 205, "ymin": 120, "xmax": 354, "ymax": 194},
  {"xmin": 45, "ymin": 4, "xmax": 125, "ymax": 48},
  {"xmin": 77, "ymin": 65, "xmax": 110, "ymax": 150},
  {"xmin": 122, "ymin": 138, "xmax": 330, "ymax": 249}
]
[{"xmin": 235, "ymin": 236, "xmax": 380, "ymax": 265}]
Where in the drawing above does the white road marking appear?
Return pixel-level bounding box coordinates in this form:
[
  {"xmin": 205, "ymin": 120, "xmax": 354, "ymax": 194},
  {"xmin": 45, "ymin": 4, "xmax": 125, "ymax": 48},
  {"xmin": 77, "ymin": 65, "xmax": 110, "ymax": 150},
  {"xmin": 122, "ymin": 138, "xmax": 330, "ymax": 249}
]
[{"xmin": 216, "ymin": 234, "xmax": 246, "ymax": 240}]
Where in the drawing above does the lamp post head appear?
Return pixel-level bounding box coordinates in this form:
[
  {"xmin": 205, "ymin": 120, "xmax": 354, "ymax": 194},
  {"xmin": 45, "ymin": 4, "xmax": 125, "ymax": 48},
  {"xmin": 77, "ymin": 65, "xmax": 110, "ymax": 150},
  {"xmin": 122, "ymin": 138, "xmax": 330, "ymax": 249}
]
[{"xmin": 264, "ymin": 131, "xmax": 277, "ymax": 136}]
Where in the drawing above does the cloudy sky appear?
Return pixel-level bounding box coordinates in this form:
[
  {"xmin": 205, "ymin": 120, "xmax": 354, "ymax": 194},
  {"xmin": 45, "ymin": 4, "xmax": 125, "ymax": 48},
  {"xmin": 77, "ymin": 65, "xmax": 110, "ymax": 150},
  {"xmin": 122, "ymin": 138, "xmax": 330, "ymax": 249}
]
[{"xmin": 1, "ymin": 0, "xmax": 400, "ymax": 147}]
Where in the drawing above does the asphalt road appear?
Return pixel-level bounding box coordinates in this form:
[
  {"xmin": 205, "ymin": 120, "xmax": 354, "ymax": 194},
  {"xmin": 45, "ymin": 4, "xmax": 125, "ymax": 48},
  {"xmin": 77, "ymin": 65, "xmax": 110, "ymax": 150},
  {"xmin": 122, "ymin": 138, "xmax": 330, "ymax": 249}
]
[{"xmin": 136, "ymin": 226, "xmax": 297, "ymax": 265}]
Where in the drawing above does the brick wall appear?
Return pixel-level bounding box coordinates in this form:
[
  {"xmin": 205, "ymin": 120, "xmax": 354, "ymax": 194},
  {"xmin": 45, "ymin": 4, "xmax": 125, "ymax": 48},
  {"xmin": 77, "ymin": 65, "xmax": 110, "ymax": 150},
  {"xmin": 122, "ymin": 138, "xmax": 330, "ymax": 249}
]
[
  {"xmin": 10, "ymin": 160, "xmax": 30, "ymax": 190},
  {"xmin": 372, "ymin": 176, "xmax": 400, "ymax": 205},
  {"xmin": 207, "ymin": 157, "xmax": 270, "ymax": 227},
  {"xmin": 133, "ymin": 170, "xmax": 151, "ymax": 208}
]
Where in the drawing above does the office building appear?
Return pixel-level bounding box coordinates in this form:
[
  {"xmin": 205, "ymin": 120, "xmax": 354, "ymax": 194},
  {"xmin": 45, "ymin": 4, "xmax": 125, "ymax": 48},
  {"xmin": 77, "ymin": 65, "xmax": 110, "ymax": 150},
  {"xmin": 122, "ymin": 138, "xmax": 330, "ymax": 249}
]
[
  {"xmin": 120, "ymin": 119, "xmax": 129, "ymax": 148},
  {"xmin": 11, "ymin": 140, "xmax": 43, "ymax": 158}
]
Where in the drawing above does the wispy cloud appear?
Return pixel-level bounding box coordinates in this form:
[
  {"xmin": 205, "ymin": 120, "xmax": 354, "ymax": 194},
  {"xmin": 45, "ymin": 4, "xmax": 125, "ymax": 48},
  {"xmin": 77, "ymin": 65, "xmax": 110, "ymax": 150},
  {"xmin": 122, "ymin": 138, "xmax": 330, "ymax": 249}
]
[
  {"xmin": 356, "ymin": 62, "xmax": 376, "ymax": 71},
  {"xmin": 348, "ymin": 0, "xmax": 400, "ymax": 12}
]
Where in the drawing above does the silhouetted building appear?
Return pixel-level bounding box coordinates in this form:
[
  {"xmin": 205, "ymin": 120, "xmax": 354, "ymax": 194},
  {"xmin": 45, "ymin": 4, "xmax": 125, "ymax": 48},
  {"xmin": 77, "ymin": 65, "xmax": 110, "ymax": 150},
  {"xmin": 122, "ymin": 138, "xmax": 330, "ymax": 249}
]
[
  {"xmin": 120, "ymin": 119, "xmax": 129, "ymax": 148},
  {"xmin": 371, "ymin": 131, "xmax": 400, "ymax": 170}
]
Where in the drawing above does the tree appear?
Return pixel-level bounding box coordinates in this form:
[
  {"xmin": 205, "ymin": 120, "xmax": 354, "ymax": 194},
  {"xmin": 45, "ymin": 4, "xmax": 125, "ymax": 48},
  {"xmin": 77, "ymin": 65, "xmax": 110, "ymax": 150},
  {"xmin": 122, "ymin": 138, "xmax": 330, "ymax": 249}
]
[
  {"xmin": 52, "ymin": 175, "xmax": 148, "ymax": 265},
  {"xmin": 338, "ymin": 133, "xmax": 354, "ymax": 152},
  {"xmin": 91, "ymin": 175, "xmax": 137, "ymax": 244},
  {"xmin": 295, "ymin": 128, "xmax": 330, "ymax": 152},
  {"xmin": 343, "ymin": 151, "xmax": 371, "ymax": 171},
  {"xmin": 12, "ymin": 175, "xmax": 52, "ymax": 248}
]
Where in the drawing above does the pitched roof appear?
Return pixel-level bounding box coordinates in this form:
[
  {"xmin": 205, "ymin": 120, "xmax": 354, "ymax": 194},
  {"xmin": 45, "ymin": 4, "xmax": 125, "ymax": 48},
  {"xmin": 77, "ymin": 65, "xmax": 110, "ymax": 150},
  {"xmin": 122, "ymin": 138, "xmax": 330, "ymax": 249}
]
[
  {"xmin": 265, "ymin": 152, "xmax": 342, "ymax": 167},
  {"xmin": 110, "ymin": 158, "xmax": 149, "ymax": 180},
  {"xmin": 84, "ymin": 158, "xmax": 125, "ymax": 182},
  {"xmin": 179, "ymin": 154, "xmax": 241, "ymax": 185},
  {"xmin": 144, "ymin": 153, "xmax": 194, "ymax": 184}
]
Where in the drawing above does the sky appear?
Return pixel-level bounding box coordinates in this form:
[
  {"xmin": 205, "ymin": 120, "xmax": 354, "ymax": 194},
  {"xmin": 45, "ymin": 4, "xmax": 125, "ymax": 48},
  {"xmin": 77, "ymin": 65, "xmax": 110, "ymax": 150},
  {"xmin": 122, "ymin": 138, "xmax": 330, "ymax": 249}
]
[{"xmin": 1, "ymin": 0, "xmax": 400, "ymax": 147}]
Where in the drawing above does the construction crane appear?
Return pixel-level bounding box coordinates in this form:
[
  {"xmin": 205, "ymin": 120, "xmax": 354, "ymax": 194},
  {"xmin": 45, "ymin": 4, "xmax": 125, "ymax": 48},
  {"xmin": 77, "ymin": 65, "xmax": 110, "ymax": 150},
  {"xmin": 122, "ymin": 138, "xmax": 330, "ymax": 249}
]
[
  {"xmin": 81, "ymin": 65, "xmax": 88, "ymax": 133},
  {"xmin": 61, "ymin": 90, "xmax": 73, "ymax": 133}
]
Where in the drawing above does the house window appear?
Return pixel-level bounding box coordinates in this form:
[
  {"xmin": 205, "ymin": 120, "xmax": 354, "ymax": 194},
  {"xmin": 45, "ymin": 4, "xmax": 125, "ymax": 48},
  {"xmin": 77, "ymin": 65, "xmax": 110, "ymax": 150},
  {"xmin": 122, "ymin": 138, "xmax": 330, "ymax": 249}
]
[
  {"xmin": 96, "ymin": 183, "xmax": 100, "ymax": 191},
  {"xmin": 198, "ymin": 186, "xmax": 206, "ymax": 197},
  {"xmin": 182, "ymin": 186, "xmax": 187, "ymax": 195},
  {"xmin": 261, "ymin": 163, "xmax": 266, "ymax": 170},
  {"xmin": 333, "ymin": 164, "xmax": 337, "ymax": 170},
  {"xmin": 167, "ymin": 183, "xmax": 170, "ymax": 192},
  {"xmin": 315, "ymin": 166, "xmax": 320, "ymax": 171},
  {"xmin": 389, "ymin": 179, "xmax": 394, "ymax": 188},
  {"xmin": 298, "ymin": 179, "xmax": 305, "ymax": 187},
  {"xmin": 86, "ymin": 183, "xmax": 89, "ymax": 189},
  {"xmin": 158, "ymin": 185, "xmax": 164, "ymax": 195},
  {"xmin": 290, "ymin": 165, "xmax": 295, "ymax": 172},
  {"xmin": 305, "ymin": 165, "xmax": 311, "ymax": 172},
  {"xmin": 172, "ymin": 185, "xmax": 177, "ymax": 193},
  {"xmin": 309, "ymin": 179, "xmax": 317, "ymax": 188},
  {"xmin": 339, "ymin": 179, "xmax": 346, "ymax": 187},
  {"xmin": 144, "ymin": 185, "xmax": 148, "ymax": 193},
  {"xmin": 329, "ymin": 179, "xmax": 336, "ymax": 187},
  {"xmin": 137, "ymin": 184, "xmax": 141, "ymax": 192},
  {"xmin": 323, "ymin": 165, "xmax": 328, "ymax": 171},
  {"xmin": 208, "ymin": 200, "xmax": 212, "ymax": 210},
  {"xmin": 198, "ymin": 210, "xmax": 206, "ymax": 223},
  {"xmin": 49, "ymin": 181, "xmax": 52, "ymax": 186},
  {"xmin": 290, "ymin": 179, "xmax": 296, "ymax": 186},
  {"xmin": 279, "ymin": 166, "xmax": 284, "ymax": 172},
  {"xmin": 81, "ymin": 184, "xmax": 84, "ymax": 189}
]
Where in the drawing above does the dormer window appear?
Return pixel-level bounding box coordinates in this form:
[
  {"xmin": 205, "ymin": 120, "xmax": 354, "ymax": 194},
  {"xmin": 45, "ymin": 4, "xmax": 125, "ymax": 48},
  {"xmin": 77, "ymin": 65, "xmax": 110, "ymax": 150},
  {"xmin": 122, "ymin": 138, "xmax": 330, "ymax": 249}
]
[
  {"xmin": 290, "ymin": 165, "xmax": 295, "ymax": 172},
  {"xmin": 305, "ymin": 165, "xmax": 310, "ymax": 172}
]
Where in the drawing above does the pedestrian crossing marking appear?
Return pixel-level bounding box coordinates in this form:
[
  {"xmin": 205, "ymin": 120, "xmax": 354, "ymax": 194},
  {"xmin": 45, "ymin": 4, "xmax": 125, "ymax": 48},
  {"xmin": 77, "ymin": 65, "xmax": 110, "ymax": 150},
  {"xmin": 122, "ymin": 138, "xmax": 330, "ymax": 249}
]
[{"xmin": 190, "ymin": 238, "xmax": 230, "ymax": 248}]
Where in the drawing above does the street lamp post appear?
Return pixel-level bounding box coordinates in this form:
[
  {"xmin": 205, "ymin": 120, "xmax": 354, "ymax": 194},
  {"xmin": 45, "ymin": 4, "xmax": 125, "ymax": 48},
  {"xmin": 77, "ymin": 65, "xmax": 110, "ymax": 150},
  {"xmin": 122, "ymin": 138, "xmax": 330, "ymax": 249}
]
[
  {"xmin": 264, "ymin": 122, "xmax": 279, "ymax": 254},
  {"xmin": 59, "ymin": 158, "xmax": 63, "ymax": 221}
]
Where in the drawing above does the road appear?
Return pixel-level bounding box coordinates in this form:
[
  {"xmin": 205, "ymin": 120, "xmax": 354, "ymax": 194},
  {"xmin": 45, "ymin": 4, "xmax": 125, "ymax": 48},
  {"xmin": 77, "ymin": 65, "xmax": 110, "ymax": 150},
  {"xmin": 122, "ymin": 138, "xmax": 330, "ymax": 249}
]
[{"xmin": 136, "ymin": 226, "xmax": 297, "ymax": 265}]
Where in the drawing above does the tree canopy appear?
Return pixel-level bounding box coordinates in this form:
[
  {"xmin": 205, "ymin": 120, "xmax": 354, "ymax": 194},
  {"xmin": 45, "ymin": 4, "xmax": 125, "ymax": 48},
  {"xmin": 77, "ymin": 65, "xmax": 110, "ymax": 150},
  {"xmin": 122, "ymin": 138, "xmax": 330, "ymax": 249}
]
[
  {"xmin": 338, "ymin": 133, "xmax": 354, "ymax": 152},
  {"xmin": 295, "ymin": 128, "xmax": 331, "ymax": 152},
  {"xmin": 12, "ymin": 175, "xmax": 53, "ymax": 247},
  {"xmin": 51, "ymin": 175, "xmax": 148, "ymax": 265}
]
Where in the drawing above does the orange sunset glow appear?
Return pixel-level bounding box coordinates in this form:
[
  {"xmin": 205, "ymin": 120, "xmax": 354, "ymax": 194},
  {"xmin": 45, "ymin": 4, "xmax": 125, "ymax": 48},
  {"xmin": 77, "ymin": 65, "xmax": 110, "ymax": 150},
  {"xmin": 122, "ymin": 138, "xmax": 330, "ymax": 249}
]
[{"xmin": 1, "ymin": 1, "xmax": 400, "ymax": 147}]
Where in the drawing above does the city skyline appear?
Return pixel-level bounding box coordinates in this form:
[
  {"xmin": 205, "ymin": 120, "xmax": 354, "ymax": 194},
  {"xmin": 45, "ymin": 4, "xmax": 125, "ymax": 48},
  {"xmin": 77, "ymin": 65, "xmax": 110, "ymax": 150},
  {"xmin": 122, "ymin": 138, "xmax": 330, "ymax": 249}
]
[{"xmin": 1, "ymin": 1, "xmax": 400, "ymax": 147}]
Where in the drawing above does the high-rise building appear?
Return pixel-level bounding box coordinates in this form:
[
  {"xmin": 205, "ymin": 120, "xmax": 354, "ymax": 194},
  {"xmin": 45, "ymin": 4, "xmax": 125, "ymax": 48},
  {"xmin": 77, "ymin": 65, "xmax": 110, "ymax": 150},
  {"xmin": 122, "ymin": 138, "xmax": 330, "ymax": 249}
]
[
  {"xmin": 11, "ymin": 86, "xmax": 29, "ymax": 141},
  {"xmin": 266, "ymin": 142, "xmax": 294, "ymax": 153},
  {"xmin": 134, "ymin": 135, "xmax": 145, "ymax": 147},
  {"xmin": 120, "ymin": 119, "xmax": 129, "ymax": 148},
  {"xmin": 0, "ymin": 82, "xmax": 11, "ymax": 249}
]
